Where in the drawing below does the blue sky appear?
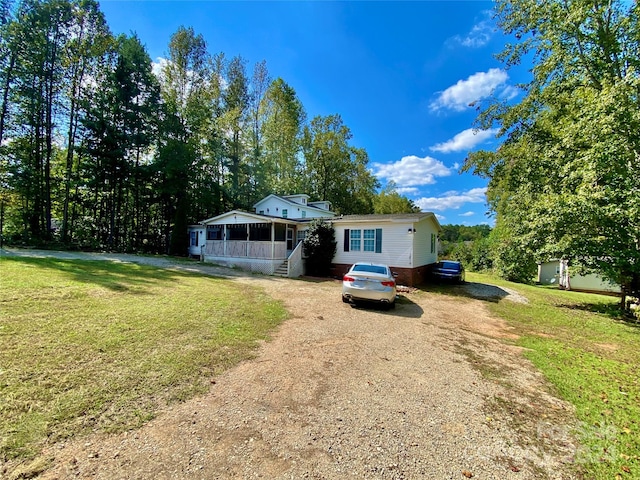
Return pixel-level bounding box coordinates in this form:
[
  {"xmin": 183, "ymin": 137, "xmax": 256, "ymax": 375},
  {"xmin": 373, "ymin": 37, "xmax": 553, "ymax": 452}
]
[{"xmin": 100, "ymin": 1, "xmax": 529, "ymax": 226}]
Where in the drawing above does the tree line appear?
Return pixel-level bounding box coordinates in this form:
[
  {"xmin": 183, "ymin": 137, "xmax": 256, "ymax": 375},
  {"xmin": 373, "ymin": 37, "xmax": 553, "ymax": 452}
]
[
  {"xmin": 438, "ymin": 224, "xmax": 492, "ymax": 270},
  {"xmin": 463, "ymin": 0, "xmax": 639, "ymax": 308},
  {"xmin": 0, "ymin": 0, "xmax": 420, "ymax": 255}
]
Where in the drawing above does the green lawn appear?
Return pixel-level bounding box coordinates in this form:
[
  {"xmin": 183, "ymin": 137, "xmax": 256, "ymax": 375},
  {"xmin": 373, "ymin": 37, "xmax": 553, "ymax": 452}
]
[
  {"xmin": 464, "ymin": 272, "xmax": 640, "ymax": 479},
  {"xmin": 0, "ymin": 256, "xmax": 287, "ymax": 464}
]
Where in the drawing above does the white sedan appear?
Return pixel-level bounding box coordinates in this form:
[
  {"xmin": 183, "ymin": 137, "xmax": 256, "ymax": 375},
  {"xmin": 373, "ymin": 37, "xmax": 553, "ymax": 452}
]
[{"xmin": 342, "ymin": 263, "xmax": 397, "ymax": 309}]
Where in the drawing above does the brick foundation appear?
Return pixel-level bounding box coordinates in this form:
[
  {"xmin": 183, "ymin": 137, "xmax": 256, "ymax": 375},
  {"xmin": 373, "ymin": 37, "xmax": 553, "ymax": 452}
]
[{"xmin": 331, "ymin": 263, "xmax": 434, "ymax": 287}]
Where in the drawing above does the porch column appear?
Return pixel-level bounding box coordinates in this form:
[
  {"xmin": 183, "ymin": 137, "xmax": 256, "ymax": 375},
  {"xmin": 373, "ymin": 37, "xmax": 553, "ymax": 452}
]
[
  {"xmin": 223, "ymin": 224, "xmax": 227, "ymax": 256},
  {"xmin": 271, "ymin": 222, "xmax": 275, "ymax": 259}
]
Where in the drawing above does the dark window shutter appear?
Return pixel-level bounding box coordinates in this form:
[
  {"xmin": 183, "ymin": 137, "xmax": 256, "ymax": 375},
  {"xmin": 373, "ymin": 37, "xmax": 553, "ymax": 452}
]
[
  {"xmin": 375, "ymin": 228, "xmax": 382, "ymax": 253},
  {"xmin": 344, "ymin": 229, "xmax": 350, "ymax": 252}
]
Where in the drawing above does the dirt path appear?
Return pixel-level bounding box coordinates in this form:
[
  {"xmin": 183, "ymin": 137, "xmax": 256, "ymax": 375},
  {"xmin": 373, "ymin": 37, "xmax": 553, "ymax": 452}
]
[{"xmin": 2, "ymin": 250, "xmax": 578, "ymax": 479}]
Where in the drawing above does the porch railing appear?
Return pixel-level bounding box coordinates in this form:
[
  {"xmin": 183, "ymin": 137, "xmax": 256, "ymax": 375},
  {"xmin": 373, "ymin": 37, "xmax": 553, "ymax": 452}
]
[
  {"xmin": 203, "ymin": 240, "xmax": 286, "ymax": 260},
  {"xmin": 287, "ymin": 240, "xmax": 305, "ymax": 277}
]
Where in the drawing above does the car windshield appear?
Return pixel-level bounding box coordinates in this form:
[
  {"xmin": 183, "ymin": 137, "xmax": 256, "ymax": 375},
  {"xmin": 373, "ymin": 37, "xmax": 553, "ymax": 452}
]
[
  {"xmin": 352, "ymin": 264, "xmax": 388, "ymax": 275},
  {"xmin": 440, "ymin": 261, "xmax": 461, "ymax": 270}
]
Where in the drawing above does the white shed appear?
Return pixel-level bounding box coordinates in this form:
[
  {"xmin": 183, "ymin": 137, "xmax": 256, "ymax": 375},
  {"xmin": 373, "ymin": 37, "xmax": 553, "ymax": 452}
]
[{"xmin": 538, "ymin": 259, "xmax": 621, "ymax": 294}]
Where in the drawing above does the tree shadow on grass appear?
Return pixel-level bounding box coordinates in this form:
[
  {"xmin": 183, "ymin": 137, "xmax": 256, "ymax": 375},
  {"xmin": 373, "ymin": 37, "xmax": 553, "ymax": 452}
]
[
  {"xmin": 1, "ymin": 256, "xmax": 216, "ymax": 293},
  {"xmin": 557, "ymin": 301, "xmax": 640, "ymax": 328},
  {"xmin": 422, "ymin": 281, "xmax": 514, "ymax": 304}
]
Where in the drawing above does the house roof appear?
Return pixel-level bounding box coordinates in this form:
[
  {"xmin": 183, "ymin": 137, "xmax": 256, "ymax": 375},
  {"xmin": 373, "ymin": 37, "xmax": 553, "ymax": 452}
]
[
  {"xmin": 198, "ymin": 206, "xmax": 440, "ymax": 229},
  {"xmin": 253, "ymin": 194, "xmax": 335, "ymax": 216},
  {"xmin": 331, "ymin": 212, "xmax": 441, "ymax": 229},
  {"xmin": 199, "ymin": 210, "xmax": 301, "ymax": 225}
]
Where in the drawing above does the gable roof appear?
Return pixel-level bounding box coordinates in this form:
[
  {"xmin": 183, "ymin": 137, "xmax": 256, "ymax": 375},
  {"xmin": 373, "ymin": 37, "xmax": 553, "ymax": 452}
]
[
  {"xmin": 253, "ymin": 194, "xmax": 335, "ymax": 216},
  {"xmin": 199, "ymin": 210, "xmax": 299, "ymax": 225}
]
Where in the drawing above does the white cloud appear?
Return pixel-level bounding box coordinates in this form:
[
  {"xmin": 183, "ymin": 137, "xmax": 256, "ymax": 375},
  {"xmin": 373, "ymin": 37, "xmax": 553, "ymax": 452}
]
[
  {"xmin": 435, "ymin": 213, "xmax": 446, "ymax": 222},
  {"xmin": 459, "ymin": 211, "xmax": 475, "ymax": 217},
  {"xmin": 450, "ymin": 15, "xmax": 495, "ymax": 48},
  {"xmin": 395, "ymin": 187, "xmax": 420, "ymax": 196},
  {"xmin": 499, "ymin": 85, "xmax": 520, "ymax": 101},
  {"xmin": 414, "ymin": 187, "xmax": 487, "ymax": 212},
  {"xmin": 373, "ymin": 155, "xmax": 452, "ymax": 187},
  {"xmin": 152, "ymin": 57, "xmax": 167, "ymax": 78},
  {"xmin": 430, "ymin": 128, "xmax": 499, "ymax": 153},
  {"xmin": 430, "ymin": 68, "xmax": 508, "ymax": 112}
]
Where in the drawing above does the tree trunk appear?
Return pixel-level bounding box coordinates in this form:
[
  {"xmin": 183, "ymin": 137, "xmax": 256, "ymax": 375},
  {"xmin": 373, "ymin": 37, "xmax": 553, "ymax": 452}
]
[
  {"xmin": 61, "ymin": 59, "xmax": 85, "ymax": 244},
  {"xmin": 0, "ymin": 52, "xmax": 15, "ymax": 146},
  {"xmin": 43, "ymin": 22, "xmax": 61, "ymax": 241}
]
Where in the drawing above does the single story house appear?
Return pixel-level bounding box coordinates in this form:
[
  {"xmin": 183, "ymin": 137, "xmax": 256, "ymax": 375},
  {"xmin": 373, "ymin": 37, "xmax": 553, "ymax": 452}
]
[
  {"xmin": 189, "ymin": 194, "xmax": 441, "ymax": 286},
  {"xmin": 537, "ymin": 259, "xmax": 621, "ymax": 294}
]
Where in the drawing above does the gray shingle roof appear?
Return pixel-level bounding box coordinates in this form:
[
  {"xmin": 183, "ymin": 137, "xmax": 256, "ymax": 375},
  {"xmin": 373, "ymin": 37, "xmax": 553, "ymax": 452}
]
[{"xmin": 331, "ymin": 213, "xmax": 434, "ymax": 222}]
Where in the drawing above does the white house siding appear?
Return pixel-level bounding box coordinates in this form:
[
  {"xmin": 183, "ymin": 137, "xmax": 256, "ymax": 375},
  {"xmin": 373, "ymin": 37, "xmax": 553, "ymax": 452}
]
[
  {"xmin": 412, "ymin": 218, "xmax": 439, "ymax": 267},
  {"xmin": 208, "ymin": 211, "xmax": 264, "ymax": 225},
  {"xmin": 333, "ymin": 222, "xmax": 415, "ymax": 268}
]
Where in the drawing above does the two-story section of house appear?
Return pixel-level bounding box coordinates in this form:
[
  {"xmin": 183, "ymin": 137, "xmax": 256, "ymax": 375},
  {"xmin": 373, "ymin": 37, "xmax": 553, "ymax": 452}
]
[
  {"xmin": 253, "ymin": 194, "xmax": 334, "ymax": 220},
  {"xmin": 188, "ymin": 194, "xmax": 334, "ymax": 276}
]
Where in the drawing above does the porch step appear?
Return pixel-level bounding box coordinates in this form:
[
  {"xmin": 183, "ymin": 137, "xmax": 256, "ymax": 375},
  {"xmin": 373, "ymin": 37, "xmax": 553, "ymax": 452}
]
[{"xmin": 274, "ymin": 261, "xmax": 288, "ymax": 277}]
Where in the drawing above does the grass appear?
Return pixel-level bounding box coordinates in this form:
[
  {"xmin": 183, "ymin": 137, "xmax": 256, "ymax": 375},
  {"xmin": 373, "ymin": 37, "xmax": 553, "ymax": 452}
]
[
  {"xmin": 462, "ymin": 271, "xmax": 640, "ymax": 479},
  {"xmin": 0, "ymin": 256, "xmax": 287, "ymax": 465}
]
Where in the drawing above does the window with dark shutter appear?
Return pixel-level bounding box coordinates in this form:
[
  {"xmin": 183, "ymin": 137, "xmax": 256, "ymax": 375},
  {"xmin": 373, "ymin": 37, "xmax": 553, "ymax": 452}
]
[
  {"xmin": 344, "ymin": 229, "xmax": 350, "ymax": 252},
  {"xmin": 375, "ymin": 229, "xmax": 382, "ymax": 253}
]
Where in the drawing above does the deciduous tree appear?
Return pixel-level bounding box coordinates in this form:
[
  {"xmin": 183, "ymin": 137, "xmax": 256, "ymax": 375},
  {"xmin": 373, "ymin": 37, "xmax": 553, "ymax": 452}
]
[
  {"xmin": 260, "ymin": 77, "xmax": 305, "ymax": 196},
  {"xmin": 464, "ymin": 0, "xmax": 640, "ymax": 304},
  {"xmin": 373, "ymin": 181, "xmax": 420, "ymax": 214},
  {"xmin": 302, "ymin": 114, "xmax": 378, "ymax": 214}
]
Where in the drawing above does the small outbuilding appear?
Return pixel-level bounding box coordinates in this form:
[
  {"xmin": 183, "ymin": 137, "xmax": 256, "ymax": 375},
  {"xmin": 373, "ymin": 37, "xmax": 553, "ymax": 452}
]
[{"xmin": 538, "ymin": 259, "xmax": 621, "ymax": 294}]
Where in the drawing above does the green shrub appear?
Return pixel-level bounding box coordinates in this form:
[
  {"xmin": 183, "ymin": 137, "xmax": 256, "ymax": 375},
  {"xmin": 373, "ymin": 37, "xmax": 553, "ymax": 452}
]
[{"xmin": 303, "ymin": 219, "xmax": 336, "ymax": 277}]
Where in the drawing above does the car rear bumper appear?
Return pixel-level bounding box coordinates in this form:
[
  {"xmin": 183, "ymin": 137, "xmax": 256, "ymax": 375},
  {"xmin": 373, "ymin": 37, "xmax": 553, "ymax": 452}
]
[
  {"xmin": 432, "ymin": 269, "xmax": 464, "ymax": 281},
  {"xmin": 342, "ymin": 285, "xmax": 396, "ymax": 303}
]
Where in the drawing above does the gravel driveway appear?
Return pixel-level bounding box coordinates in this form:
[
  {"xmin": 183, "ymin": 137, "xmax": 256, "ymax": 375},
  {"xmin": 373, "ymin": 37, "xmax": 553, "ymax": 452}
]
[{"xmin": 2, "ymin": 250, "xmax": 578, "ymax": 479}]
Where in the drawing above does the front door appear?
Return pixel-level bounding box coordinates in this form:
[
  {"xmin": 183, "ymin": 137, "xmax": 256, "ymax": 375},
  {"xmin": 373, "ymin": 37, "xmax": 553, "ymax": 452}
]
[{"xmin": 286, "ymin": 227, "xmax": 294, "ymax": 252}]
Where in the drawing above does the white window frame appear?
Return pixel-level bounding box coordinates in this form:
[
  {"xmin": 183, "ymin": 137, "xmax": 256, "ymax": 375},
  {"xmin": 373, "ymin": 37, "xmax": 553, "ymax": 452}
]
[
  {"xmin": 363, "ymin": 229, "xmax": 375, "ymax": 252},
  {"xmin": 350, "ymin": 229, "xmax": 362, "ymax": 251}
]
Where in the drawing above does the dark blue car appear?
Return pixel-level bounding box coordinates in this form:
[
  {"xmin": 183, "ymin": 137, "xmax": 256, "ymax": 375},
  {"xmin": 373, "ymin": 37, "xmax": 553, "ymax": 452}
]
[{"xmin": 431, "ymin": 260, "xmax": 465, "ymax": 283}]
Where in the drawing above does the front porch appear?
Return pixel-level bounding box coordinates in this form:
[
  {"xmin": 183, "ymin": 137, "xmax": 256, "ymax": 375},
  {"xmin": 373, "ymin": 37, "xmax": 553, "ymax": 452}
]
[{"xmin": 200, "ymin": 218, "xmax": 305, "ymax": 277}]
